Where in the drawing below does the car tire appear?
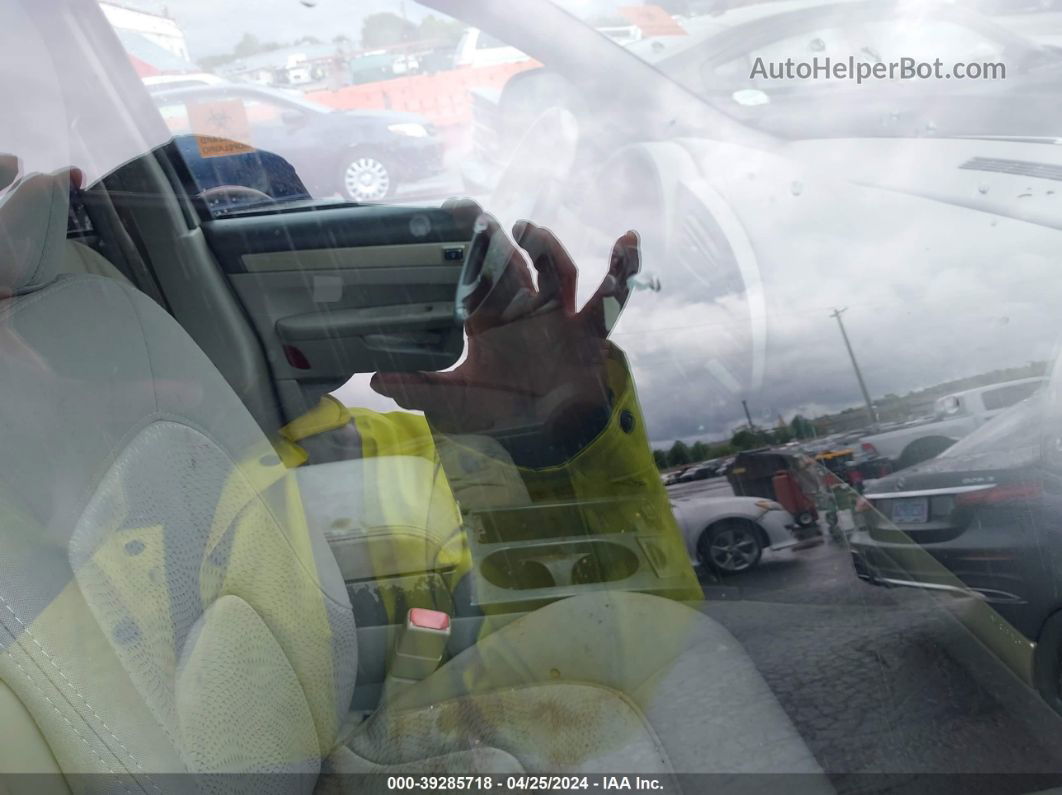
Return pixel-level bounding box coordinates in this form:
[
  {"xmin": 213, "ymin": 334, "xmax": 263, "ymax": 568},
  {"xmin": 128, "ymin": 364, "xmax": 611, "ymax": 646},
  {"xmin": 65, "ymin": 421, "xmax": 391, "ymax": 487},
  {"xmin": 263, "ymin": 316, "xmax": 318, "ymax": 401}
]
[
  {"xmin": 897, "ymin": 436, "xmax": 955, "ymax": 469},
  {"xmin": 339, "ymin": 149, "xmax": 395, "ymax": 202},
  {"xmin": 795, "ymin": 510, "xmax": 816, "ymax": 527},
  {"xmin": 1034, "ymin": 610, "xmax": 1062, "ymax": 716},
  {"xmin": 698, "ymin": 520, "xmax": 763, "ymax": 575}
]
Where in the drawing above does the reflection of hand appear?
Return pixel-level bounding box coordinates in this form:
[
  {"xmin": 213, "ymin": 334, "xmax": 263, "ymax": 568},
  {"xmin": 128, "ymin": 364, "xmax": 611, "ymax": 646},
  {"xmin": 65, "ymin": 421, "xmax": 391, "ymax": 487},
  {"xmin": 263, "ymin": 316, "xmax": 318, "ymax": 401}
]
[{"xmin": 371, "ymin": 202, "xmax": 640, "ymax": 462}]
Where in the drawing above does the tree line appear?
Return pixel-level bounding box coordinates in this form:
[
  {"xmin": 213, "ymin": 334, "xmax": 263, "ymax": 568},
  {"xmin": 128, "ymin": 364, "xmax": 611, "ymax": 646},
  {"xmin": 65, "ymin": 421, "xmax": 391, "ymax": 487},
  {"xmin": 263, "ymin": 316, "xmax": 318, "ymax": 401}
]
[
  {"xmin": 652, "ymin": 414, "xmax": 817, "ymax": 470},
  {"xmin": 199, "ymin": 14, "xmax": 465, "ymax": 71}
]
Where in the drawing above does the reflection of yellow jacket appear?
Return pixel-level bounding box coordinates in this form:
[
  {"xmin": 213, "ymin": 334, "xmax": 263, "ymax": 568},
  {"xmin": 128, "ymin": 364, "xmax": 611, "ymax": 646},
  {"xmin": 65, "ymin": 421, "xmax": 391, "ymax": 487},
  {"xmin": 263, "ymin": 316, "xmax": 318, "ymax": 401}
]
[{"xmin": 276, "ymin": 345, "xmax": 701, "ymax": 621}]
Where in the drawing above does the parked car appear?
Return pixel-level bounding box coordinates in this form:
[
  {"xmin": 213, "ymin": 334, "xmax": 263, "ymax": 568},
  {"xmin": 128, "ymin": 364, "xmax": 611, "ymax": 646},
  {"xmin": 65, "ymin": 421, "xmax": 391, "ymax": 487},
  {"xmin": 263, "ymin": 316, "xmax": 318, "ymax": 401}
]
[
  {"xmin": 671, "ymin": 495, "xmax": 799, "ymax": 573},
  {"xmin": 849, "ymin": 385, "xmax": 1062, "ymax": 712},
  {"xmin": 685, "ymin": 460, "xmax": 723, "ymax": 481},
  {"xmin": 151, "ymin": 84, "xmax": 445, "ymax": 202},
  {"xmin": 664, "ymin": 466, "xmax": 692, "ymax": 485},
  {"xmin": 859, "ymin": 377, "xmax": 1045, "ymax": 469},
  {"xmin": 675, "ymin": 461, "xmax": 721, "ymax": 482},
  {"xmin": 168, "ymin": 136, "xmax": 319, "ymax": 213},
  {"xmin": 142, "ymin": 72, "xmax": 228, "ymax": 92},
  {"xmin": 454, "ymin": 28, "xmax": 532, "ymax": 68}
]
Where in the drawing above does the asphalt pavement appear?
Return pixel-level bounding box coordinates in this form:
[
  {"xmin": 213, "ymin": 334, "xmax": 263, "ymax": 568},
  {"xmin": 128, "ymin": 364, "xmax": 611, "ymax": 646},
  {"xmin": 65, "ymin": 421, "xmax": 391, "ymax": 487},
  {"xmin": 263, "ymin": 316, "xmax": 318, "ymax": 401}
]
[{"xmin": 671, "ymin": 477, "xmax": 1062, "ymax": 794}]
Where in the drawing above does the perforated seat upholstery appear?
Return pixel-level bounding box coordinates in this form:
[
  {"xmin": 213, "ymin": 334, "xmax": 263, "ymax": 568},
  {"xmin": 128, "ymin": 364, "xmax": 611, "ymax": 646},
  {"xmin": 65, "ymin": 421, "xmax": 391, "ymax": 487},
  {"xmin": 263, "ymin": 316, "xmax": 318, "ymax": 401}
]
[{"xmin": 0, "ymin": 170, "xmax": 832, "ymax": 793}]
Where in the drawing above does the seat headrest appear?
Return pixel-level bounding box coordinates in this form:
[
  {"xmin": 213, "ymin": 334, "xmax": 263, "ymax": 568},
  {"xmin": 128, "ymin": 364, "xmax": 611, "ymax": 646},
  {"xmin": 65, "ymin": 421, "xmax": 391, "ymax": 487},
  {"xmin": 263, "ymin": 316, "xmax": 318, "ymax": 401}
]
[{"xmin": 0, "ymin": 162, "xmax": 71, "ymax": 295}]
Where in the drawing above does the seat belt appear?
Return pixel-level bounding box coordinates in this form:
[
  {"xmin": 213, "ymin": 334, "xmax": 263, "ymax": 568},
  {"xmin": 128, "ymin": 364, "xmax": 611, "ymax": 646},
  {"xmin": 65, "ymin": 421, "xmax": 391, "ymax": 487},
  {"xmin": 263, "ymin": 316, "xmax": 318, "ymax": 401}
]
[
  {"xmin": 381, "ymin": 608, "xmax": 452, "ymax": 702},
  {"xmin": 78, "ymin": 184, "xmax": 169, "ymax": 310}
]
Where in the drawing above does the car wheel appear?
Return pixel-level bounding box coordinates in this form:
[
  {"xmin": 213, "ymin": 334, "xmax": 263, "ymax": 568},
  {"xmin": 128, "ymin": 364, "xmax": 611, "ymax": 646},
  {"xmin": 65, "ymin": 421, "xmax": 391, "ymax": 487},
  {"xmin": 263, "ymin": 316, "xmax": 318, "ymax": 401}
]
[
  {"xmin": 1034, "ymin": 610, "xmax": 1062, "ymax": 716},
  {"xmin": 897, "ymin": 436, "xmax": 955, "ymax": 469},
  {"xmin": 339, "ymin": 151, "xmax": 395, "ymax": 202},
  {"xmin": 795, "ymin": 510, "xmax": 816, "ymax": 527},
  {"xmin": 698, "ymin": 520, "xmax": 763, "ymax": 574}
]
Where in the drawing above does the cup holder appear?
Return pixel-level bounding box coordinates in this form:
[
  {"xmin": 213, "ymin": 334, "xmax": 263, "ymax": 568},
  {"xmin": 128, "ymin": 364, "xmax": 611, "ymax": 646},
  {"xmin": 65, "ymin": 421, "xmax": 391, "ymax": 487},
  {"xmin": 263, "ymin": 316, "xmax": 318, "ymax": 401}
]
[
  {"xmin": 570, "ymin": 543, "xmax": 639, "ymax": 585},
  {"xmin": 479, "ymin": 541, "xmax": 639, "ymax": 591}
]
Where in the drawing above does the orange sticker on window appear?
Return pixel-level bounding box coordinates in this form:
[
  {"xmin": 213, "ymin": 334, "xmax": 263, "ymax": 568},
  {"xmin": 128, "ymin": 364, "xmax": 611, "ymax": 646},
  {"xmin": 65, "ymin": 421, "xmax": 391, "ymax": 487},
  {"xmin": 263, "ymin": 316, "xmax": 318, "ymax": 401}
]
[
  {"xmin": 619, "ymin": 4, "xmax": 688, "ymax": 37},
  {"xmin": 187, "ymin": 99, "xmax": 254, "ymax": 158}
]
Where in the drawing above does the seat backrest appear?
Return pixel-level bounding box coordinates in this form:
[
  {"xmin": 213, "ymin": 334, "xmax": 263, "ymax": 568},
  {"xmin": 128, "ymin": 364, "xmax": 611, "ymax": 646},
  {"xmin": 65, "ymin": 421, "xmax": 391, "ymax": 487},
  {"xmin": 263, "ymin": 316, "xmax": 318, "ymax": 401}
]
[
  {"xmin": 0, "ymin": 169, "xmax": 357, "ymax": 789},
  {"xmin": 64, "ymin": 239, "xmax": 132, "ymax": 285}
]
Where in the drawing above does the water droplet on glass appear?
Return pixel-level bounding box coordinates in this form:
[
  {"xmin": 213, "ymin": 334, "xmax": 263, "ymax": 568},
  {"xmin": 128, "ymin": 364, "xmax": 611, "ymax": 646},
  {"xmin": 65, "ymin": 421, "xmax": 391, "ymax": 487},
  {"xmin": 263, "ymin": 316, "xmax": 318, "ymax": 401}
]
[
  {"xmin": 790, "ymin": 180, "xmax": 804, "ymax": 197},
  {"xmin": 978, "ymin": 183, "xmax": 989, "ymax": 195}
]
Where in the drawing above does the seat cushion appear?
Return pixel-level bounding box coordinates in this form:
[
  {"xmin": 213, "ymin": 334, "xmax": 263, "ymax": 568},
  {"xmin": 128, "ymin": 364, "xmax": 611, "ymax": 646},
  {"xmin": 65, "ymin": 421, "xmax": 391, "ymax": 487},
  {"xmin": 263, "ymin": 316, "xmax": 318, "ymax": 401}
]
[{"xmin": 331, "ymin": 592, "xmax": 831, "ymax": 786}]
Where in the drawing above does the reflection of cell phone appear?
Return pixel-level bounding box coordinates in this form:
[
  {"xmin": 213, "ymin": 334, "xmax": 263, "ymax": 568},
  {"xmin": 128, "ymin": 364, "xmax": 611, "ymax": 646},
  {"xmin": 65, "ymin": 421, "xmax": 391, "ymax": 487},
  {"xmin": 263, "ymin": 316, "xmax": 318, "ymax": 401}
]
[
  {"xmin": 601, "ymin": 241, "xmax": 640, "ymax": 336},
  {"xmin": 454, "ymin": 216, "xmax": 639, "ymax": 338},
  {"xmin": 454, "ymin": 216, "xmax": 518, "ymax": 323}
]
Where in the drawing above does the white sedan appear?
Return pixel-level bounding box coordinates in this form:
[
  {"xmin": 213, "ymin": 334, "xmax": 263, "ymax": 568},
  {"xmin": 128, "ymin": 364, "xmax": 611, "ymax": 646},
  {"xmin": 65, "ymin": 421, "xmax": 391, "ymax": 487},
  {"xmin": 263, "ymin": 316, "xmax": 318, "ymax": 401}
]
[{"xmin": 670, "ymin": 496, "xmax": 799, "ymax": 575}]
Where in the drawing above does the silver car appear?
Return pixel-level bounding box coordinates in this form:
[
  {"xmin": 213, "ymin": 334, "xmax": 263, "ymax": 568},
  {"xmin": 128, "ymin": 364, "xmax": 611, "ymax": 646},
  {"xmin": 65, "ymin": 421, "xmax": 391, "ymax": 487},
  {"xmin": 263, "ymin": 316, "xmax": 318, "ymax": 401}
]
[{"xmin": 671, "ymin": 495, "xmax": 799, "ymax": 574}]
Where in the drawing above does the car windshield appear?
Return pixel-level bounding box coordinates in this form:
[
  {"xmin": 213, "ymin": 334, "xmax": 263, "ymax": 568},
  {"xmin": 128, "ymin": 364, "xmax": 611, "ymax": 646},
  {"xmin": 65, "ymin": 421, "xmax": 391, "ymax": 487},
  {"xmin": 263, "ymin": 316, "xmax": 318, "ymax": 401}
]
[{"xmin": 10, "ymin": 0, "xmax": 1062, "ymax": 791}]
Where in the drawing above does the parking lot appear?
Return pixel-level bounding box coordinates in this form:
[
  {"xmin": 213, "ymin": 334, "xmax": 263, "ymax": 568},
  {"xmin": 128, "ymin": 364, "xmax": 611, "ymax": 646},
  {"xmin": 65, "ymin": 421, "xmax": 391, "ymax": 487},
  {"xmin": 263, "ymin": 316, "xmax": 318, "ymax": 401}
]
[{"xmin": 674, "ymin": 477, "xmax": 1062, "ymax": 792}]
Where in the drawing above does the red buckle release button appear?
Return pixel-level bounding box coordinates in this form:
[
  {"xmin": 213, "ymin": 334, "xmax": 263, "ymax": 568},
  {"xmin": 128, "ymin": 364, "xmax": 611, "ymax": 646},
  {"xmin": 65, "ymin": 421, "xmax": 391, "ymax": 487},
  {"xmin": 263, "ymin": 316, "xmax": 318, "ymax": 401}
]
[{"xmin": 408, "ymin": 608, "xmax": 450, "ymax": 631}]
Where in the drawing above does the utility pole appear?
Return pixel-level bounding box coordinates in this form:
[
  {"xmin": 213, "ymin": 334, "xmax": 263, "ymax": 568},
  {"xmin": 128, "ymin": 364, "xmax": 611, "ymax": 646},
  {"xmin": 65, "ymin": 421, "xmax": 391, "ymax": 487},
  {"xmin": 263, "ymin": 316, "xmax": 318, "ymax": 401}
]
[
  {"xmin": 741, "ymin": 399, "xmax": 754, "ymax": 429},
  {"xmin": 830, "ymin": 307, "xmax": 878, "ymax": 428}
]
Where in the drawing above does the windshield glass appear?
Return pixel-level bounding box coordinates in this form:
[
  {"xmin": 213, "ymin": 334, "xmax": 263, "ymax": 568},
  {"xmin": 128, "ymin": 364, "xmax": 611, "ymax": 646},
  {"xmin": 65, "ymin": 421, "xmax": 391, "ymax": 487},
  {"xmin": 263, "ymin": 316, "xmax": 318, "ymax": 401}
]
[{"xmin": 10, "ymin": 0, "xmax": 1062, "ymax": 789}]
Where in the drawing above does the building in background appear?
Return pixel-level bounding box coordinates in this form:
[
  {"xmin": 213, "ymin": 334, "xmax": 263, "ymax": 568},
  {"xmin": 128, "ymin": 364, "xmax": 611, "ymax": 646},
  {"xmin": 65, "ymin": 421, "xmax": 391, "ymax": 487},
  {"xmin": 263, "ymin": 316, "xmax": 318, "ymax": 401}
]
[{"xmin": 99, "ymin": 2, "xmax": 189, "ymax": 61}]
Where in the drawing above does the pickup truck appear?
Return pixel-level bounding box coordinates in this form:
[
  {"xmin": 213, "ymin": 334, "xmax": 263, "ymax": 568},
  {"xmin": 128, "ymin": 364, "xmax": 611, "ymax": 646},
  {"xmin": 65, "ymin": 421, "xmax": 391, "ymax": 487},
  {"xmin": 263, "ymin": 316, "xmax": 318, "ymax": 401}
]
[{"xmin": 859, "ymin": 377, "xmax": 1045, "ymax": 469}]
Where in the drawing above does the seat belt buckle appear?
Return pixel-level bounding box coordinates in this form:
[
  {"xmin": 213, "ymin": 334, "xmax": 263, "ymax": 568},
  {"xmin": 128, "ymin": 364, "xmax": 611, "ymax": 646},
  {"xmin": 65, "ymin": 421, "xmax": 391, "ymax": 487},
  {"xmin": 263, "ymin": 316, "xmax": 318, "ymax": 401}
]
[{"xmin": 383, "ymin": 608, "xmax": 451, "ymax": 698}]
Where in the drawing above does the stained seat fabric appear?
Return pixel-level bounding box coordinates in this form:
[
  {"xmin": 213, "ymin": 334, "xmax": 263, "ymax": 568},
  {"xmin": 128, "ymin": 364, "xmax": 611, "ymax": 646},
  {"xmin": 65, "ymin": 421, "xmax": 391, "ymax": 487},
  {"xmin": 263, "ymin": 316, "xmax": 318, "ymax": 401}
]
[
  {"xmin": 333, "ymin": 591, "xmax": 829, "ymax": 782},
  {"xmin": 0, "ymin": 169, "xmax": 831, "ymax": 793}
]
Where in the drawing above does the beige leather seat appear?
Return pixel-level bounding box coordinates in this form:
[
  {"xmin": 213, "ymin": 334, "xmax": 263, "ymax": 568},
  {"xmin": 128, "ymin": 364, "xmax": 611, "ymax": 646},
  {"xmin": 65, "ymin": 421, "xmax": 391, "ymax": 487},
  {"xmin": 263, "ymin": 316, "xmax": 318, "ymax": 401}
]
[
  {"xmin": 64, "ymin": 238, "xmax": 131, "ymax": 284},
  {"xmin": 0, "ymin": 169, "xmax": 832, "ymax": 792},
  {"xmin": 59, "ymin": 241, "xmax": 469, "ymax": 599}
]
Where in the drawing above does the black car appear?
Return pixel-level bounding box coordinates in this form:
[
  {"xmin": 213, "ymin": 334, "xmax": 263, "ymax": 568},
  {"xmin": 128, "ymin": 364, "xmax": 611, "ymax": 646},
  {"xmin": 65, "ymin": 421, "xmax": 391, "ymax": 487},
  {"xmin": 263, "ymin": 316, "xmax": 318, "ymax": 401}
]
[
  {"xmin": 848, "ymin": 384, "xmax": 1062, "ymax": 710},
  {"xmin": 683, "ymin": 460, "xmax": 723, "ymax": 481},
  {"xmin": 153, "ymin": 84, "xmax": 444, "ymax": 203}
]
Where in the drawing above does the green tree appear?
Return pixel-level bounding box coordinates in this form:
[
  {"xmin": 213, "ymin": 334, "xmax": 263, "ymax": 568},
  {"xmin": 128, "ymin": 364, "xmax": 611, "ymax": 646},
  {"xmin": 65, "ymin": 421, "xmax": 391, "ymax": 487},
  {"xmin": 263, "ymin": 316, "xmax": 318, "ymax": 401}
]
[
  {"xmin": 361, "ymin": 12, "xmax": 417, "ymax": 48},
  {"xmin": 667, "ymin": 440, "xmax": 692, "ymax": 468},
  {"xmin": 652, "ymin": 449, "xmax": 668, "ymax": 470},
  {"xmin": 199, "ymin": 53, "xmax": 231, "ymax": 70},
  {"xmin": 790, "ymin": 415, "xmax": 815, "ymax": 440},
  {"xmin": 689, "ymin": 441, "xmax": 709, "ymax": 463},
  {"xmin": 709, "ymin": 442, "xmax": 736, "ymax": 458},
  {"xmin": 731, "ymin": 428, "xmax": 769, "ymax": 451},
  {"xmin": 417, "ymin": 14, "xmax": 466, "ymax": 44}
]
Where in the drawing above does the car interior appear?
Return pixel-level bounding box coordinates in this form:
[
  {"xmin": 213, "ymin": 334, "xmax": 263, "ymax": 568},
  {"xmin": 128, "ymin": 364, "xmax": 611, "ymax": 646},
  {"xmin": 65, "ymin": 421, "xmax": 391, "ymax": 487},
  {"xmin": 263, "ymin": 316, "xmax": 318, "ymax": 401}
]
[
  {"xmin": 11, "ymin": 0, "xmax": 1062, "ymax": 792},
  {"xmin": 0, "ymin": 0, "xmax": 842, "ymax": 790}
]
